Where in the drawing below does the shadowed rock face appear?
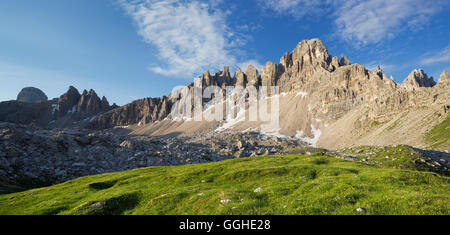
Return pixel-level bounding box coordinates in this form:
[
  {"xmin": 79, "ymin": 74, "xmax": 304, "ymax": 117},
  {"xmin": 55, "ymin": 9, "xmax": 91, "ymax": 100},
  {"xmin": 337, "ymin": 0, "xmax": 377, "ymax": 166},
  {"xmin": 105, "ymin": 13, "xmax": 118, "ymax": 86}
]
[
  {"xmin": 0, "ymin": 86, "xmax": 116, "ymax": 127},
  {"xmin": 54, "ymin": 86, "xmax": 81, "ymax": 119},
  {"xmin": 53, "ymin": 87, "xmax": 115, "ymax": 121},
  {"xmin": 0, "ymin": 101, "xmax": 53, "ymax": 126},
  {"xmin": 16, "ymin": 87, "xmax": 48, "ymax": 103},
  {"xmin": 402, "ymin": 69, "xmax": 436, "ymax": 90},
  {"xmin": 89, "ymin": 97, "xmax": 171, "ymax": 129}
]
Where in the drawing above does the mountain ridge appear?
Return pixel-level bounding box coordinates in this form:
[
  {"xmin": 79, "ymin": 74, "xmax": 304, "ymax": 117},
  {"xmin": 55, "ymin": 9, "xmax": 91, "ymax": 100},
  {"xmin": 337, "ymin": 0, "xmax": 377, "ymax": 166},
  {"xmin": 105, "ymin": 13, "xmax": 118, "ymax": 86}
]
[{"xmin": 1, "ymin": 38, "xmax": 449, "ymax": 151}]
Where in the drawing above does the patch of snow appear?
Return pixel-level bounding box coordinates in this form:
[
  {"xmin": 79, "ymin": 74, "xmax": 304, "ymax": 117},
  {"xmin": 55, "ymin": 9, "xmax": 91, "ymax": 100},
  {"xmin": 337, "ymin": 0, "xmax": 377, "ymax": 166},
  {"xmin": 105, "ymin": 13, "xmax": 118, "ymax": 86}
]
[
  {"xmin": 51, "ymin": 104, "xmax": 57, "ymax": 115},
  {"xmin": 295, "ymin": 125, "xmax": 322, "ymax": 147},
  {"xmin": 259, "ymin": 125, "xmax": 287, "ymax": 139},
  {"xmin": 68, "ymin": 105, "xmax": 77, "ymax": 114},
  {"xmin": 215, "ymin": 107, "xmax": 246, "ymax": 132},
  {"xmin": 113, "ymin": 126, "xmax": 129, "ymax": 129},
  {"xmin": 295, "ymin": 91, "xmax": 308, "ymax": 98},
  {"xmin": 171, "ymin": 116, "xmax": 193, "ymax": 122},
  {"xmin": 89, "ymin": 115, "xmax": 98, "ymax": 122}
]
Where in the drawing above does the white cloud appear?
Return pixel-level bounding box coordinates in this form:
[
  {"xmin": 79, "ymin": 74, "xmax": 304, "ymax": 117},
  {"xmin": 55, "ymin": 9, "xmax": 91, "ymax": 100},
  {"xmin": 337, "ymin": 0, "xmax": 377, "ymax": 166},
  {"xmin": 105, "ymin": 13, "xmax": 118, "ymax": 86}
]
[
  {"xmin": 258, "ymin": 0, "xmax": 447, "ymax": 45},
  {"xmin": 237, "ymin": 60, "xmax": 264, "ymax": 72},
  {"xmin": 120, "ymin": 0, "xmax": 241, "ymax": 78},
  {"xmin": 420, "ymin": 45, "xmax": 450, "ymax": 65},
  {"xmin": 258, "ymin": 0, "xmax": 328, "ymax": 19},
  {"xmin": 364, "ymin": 61, "xmax": 397, "ymax": 72},
  {"xmin": 334, "ymin": 0, "xmax": 444, "ymax": 45}
]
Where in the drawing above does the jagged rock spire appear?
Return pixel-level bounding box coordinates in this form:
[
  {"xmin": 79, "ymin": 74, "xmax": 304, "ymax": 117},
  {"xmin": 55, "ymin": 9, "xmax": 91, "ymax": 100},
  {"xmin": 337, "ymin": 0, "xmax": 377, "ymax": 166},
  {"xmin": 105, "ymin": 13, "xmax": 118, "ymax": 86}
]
[
  {"xmin": 402, "ymin": 69, "xmax": 436, "ymax": 90},
  {"xmin": 438, "ymin": 70, "xmax": 450, "ymax": 86},
  {"xmin": 245, "ymin": 65, "xmax": 260, "ymax": 87},
  {"xmin": 261, "ymin": 62, "xmax": 278, "ymax": 87},
  {"xmin": 339, "ymin": 56, "xmax": 350, "ymax": 66}
]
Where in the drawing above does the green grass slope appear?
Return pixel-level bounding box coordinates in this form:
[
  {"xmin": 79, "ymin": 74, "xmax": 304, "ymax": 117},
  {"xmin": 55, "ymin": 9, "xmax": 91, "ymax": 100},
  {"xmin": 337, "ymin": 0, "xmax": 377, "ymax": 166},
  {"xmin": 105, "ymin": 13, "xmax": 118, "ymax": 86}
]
[
  {"xmin": 425, "ymin": 115, "xmax": 450, "ymax": 150},
  {"xmin": 1, "ymin": 150, "xmax": 449, "ymax": 215}
]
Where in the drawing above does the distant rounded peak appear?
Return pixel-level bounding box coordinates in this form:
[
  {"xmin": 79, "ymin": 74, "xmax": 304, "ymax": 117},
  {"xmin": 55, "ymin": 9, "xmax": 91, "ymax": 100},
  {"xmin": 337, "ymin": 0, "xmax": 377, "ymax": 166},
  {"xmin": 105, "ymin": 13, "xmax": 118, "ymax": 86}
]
[{"xmin": 17, "ymin": 87, "xmax": 48, "ymax": 103}]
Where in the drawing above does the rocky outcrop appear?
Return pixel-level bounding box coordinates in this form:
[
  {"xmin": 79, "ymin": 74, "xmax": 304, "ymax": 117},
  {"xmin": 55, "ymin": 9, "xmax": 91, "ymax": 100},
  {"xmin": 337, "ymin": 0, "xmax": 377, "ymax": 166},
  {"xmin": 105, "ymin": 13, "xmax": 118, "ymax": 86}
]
[
  {"xmin": 0, "ymin": 123, "xmax": 303, "ymax": 187},
  {"xmin": 76, "ymin": 89, "xmax": 110, "ymax": 118},
  {"xmin": 54, "ymin": 86, "xmax": 114, "ymax": 120},
  {"xmin": 438, "ymin": 70, "xmax": 450, "ymax": 86},
  {"xmin": 234, "ymin": 68, "xmax": 246, "ymax": 87},
  {"xmin": 261, "ymin": 62, "xmax": 278, "ymax": 87},
  {"xmin": 90, "ymin": 97, "xmax": 171, "ymax": 129},
  {"xmin": 16, "ymin": 87, "xmax": 48, "ymax": 103},
  {"xmin": 402, "ymin": 69, "xmax": 436, "ymax": 90},
  {"xmin": 339, "ymin": 56, "xmax": 350, "ymax": 66},
  {"xmin": 53, "ymin": 86, "xmax": 81, "ymax": 119},
  {"xmin": 245, "ymin": 65, "xmax": 260, "ymax": 87},
  {"xmin": 0, "ymin": 101, "xmax": 53, "ymax": 126},
  {"xmin": 0, "ymin": 86, "xmax": 115, "ymax": 127}
]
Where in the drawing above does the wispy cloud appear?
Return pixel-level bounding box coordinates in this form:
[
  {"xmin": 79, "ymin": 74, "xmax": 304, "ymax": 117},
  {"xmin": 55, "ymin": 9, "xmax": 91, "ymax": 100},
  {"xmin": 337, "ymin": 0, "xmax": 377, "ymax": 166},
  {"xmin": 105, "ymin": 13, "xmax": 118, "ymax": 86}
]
[
  {"xmin": 334, "ymin": 0, "xmax": 445, "ymax": 45},
  {"xmin": 364, "ymin": 61, "xmax": 397, "ymax": 72},
  {"xmin": 420, "ymin": 45, "xmax": 450, "ymax": 65},
  {"xmin": 258, "ymin": 0, "xmax": 447, "ymax": 45},
  {"xmin": 258, "ymin": 0, "xmax": 328, "ymax": 19},
  {"xmin": 120, "ymin": 0, "xmax": 260, "ymax": 78},
  {"xmin": 237, "ymin": 60, "xmax": 264, "ymax": 72}
]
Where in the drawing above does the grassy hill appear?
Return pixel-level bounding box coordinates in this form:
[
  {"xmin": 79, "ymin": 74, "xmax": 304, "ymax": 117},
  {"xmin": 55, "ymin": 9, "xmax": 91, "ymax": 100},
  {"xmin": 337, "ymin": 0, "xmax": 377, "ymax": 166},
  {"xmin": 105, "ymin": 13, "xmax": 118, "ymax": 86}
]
[
  {"xmin": 425, "ymin": 115, "xmax": 450, "ymax": 150},
  {"xmin": 0, "ymin": 147, "xmax": 449, "ymax": 215}
]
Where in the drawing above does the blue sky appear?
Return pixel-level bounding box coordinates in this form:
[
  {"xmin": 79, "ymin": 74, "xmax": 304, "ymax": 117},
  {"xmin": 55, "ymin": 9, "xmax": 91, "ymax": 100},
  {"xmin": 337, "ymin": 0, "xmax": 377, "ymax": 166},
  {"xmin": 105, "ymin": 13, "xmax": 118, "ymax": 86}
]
[{"xmin": 0, "ymin": 0, "xmax": 449, "ymax": 105}]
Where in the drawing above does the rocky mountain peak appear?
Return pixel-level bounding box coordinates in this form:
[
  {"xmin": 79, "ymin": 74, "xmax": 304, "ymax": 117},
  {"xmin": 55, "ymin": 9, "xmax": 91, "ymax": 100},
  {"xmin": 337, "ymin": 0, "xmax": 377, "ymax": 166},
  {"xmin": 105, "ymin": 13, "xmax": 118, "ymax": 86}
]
[
  {"xmin": 234, "ymin": 68, "xmax": 246, "ymax": 87},
  {"xmin": 16, "ymin": 87, "xmax": 48, "ymax": 103},
  {"xmin": 339, "ymin": 56, "xmax": 350, "ymax": 66},
  {"xmin": 53, "ymin": 86, "xmax": 113, "ymax": 121},
  {"xmin": 438, "ymin": 70, "xmax": 450, "ymax": 86},
  {"xmin": 373, "ymin": 66, "xmax": 383, "ymax": 77},
  {"xmin": 54, "ymin": 86, "xmax": 81, "ymax": 118},
  {"xmin": 291, "ymin": 38, "xmax": 332, "ymax": 71},
  {"xmin": 402, "ymin": 69, "xmax": 436, "ymax": 90},
  {"xmin": 261, "ymin": 62, "xmax": 278, "ymax": 87},
  {"xmin": 245, "ymin": 65, "xmax": 260, "ymax": 87}
]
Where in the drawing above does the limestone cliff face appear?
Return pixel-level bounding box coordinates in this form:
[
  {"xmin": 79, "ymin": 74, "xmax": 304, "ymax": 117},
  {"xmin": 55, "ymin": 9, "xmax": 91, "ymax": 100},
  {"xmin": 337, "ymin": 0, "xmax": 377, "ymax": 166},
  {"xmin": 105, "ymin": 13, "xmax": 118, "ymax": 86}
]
[
  {"xmin": 438, "ymin": 70, "xmax": 450, "ymax": 87},
  {"xmin": 401, "ymin": 69, "xmax": 436, "ymax": 90},
  {"xmin": 89, "ymin": 97, "xmax": 171, "ymax": 129},
  {"xmin": 54, "ymin": 87, "xmax": 114, "ymax": 120},
  {"xmin": 3, "ymin": 38, "xmax": 448, "ymax": 149},
  {"xmin": 124, "ymin": 38, "xmax": 448, "ymax": 150},
  {"xmin": 53, "ymin": 86, "xmax": 81, "ymax": 119}
]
